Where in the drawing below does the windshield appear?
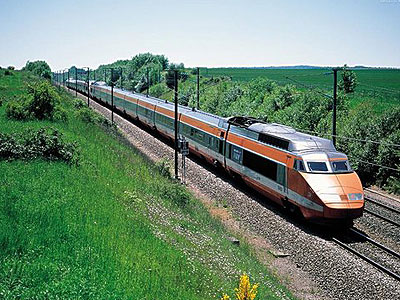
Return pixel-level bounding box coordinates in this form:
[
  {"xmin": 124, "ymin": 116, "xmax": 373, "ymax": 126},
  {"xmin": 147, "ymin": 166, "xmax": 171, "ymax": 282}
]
[
  {"xmin": 307, "ymin": 162, "xmax": 329, "ymax": 172},
  {"xmin": 331, "ymin": 160, "xmax": 352, "ymax": 172}
]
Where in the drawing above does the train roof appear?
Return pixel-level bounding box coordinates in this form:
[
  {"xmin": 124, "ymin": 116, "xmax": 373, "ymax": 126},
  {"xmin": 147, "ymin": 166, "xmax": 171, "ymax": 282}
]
[
  {"xmin": 248, "ymin": 123, "xmax": 336, "ymax": 153},
  {"xmin": 90, "ymin": 82, "xmax": 336, "ymax": 153}
]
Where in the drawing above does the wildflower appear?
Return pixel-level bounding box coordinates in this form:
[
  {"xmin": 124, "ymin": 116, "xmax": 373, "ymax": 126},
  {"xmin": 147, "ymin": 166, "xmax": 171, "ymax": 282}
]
[
  {"xmin": 235, "ymin": 274, "xmax": 259, "ymax": 300},
  {"xmin": 220, "ymin": 293, "xmax": 230, "ymax": 300}
]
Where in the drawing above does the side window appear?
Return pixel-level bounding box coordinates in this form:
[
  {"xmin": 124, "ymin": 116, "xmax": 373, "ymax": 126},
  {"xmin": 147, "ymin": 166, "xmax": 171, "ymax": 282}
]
[{"xmin": 294, "ymin": 159, "xmax": 305, "ymax": 172}]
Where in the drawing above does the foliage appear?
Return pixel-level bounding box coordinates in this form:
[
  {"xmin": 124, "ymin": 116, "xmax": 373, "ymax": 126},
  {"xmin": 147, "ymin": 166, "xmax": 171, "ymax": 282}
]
[
  {"xmin": 22, "ymin": 60, "xmax": 52, "ymax": 80},
  {"xmin": 7, "ymin": 66, "xmax": 15, "ymax": 70},
  {"xmin": 339, "ymin": 64, "xmax": 357, "ymax": 93},
  {"xmin": 6, "ymin": 99, "xmax": 30, "ymax": 120},
  {"xmin": 155, "ymin": 159, "xmax": 172, "ymax": 179},
  {"xmin": 0, "ymin": 128, "xmax": 79, "ymax": 164},
  {"xmin": 27, "ymin": 80, "xmax": 60, "ymax": 119},
  {"xmin": 6, "ymin": 80, "xmax": 61, "ymax": 120},
  {"xmin": 221, "ymin": 274, "xmax": 259, "ymax": 300}
]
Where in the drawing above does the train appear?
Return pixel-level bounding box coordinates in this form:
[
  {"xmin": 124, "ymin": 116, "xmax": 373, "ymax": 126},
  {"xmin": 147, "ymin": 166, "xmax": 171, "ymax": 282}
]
[{"xmin": 66, "ymin": 78, "xmax": 365, "ymax": 224}]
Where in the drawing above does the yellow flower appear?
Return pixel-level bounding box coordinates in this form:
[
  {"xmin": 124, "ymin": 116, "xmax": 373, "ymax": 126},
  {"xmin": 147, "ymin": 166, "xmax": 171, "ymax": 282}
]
[
  {"xmin": 220, "ymin": 293, "xmax": 230, "ymax": 300},
  {"xmin": 234, "ymin": 274, "xmax": 259, "ymax": 300}
]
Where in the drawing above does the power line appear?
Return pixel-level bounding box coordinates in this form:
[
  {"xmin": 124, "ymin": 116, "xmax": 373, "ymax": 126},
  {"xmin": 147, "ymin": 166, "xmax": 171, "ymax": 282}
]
[
  {"xmin": 348, "ymin": 157, "xmax": 400, "ymax": 173},
  {"xmin": 284, "ymin": 76, "xmax": 333, "ymax": 99},
  {"xmin": 296, "ymin": 127, "xmax": 400, "ymax": 149}
]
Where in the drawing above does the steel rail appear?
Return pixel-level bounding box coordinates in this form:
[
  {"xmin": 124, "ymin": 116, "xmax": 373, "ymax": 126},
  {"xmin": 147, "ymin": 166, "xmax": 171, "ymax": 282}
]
[
  {"xmin": 364, "ymin": 208, "xmax": 400, "ymax": 227},
  {"xmin": 365, "ymin": 188, "xmax": 400, "ymax": 202},
  {"xmin": 365, "ymin": 197, "xmax": 400, "ymax": 214},
  {"xmin": 332, "ymin": 237, "xmax": 400, "ymax": 281},
  {"xmin": 349, "ymin": 228, "xmax": 400, "ymax": 259}
]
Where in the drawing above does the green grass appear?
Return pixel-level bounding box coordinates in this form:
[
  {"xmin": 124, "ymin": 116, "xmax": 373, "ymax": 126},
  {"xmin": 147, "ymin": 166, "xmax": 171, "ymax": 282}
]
[
  {"xmin": 199, "ymin": 67, "xmax": 400, "ymax": 112},
  {"xmin": 0, "ymin": 71, "xmax": 294, "ymax": 299}
]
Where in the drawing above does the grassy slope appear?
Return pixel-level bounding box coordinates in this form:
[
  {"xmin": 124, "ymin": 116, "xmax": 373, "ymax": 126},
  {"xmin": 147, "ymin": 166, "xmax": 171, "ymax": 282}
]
[{"xmin": 0, "ymin": 70, "xmax": 294, "ymax": 299}]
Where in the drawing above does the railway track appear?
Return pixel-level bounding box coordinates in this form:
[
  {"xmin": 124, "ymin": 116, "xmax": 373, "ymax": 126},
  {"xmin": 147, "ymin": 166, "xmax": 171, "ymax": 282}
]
[
  {"xmin": 363, "ymin": 196, "xmax": 400, "ymax": 227},
  {"xmin": 332, "ymin": 227, "xmax": 400, "ymax": 281}
]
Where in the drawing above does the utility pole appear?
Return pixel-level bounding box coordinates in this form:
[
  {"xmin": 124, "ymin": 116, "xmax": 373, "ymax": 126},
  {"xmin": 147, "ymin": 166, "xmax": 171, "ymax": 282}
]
[
  {"xmin": 87, "ymin": 68, "xmax": 90, "ymax": 107},
  {"xmin": 75, "ymin": 68, "xmax": 78, "ymax": 97},
  {"xmin": 120, "ymin": 67, "xmax": 123, "ymax": 89},
  {"xmin": 111, "ymin": 68, "xmax": 114, "ymax": 124},
  {"xmin": 332, "ymin": 68, "xmax": 338, "ymax": 147},
  {"xmin": 196, "ymin": 67, "xmax": 200, "ymax": 110},
  {"xmin": 146, "ymin": 68, "xmax": 149, "ymax": 97},
  {"xmin": 174, "ymin": 70, "xmax": 179, "ymax": 179},
  {"xmin": 94, "ymin": 69, "xmax": 96, "ymax": 81}
]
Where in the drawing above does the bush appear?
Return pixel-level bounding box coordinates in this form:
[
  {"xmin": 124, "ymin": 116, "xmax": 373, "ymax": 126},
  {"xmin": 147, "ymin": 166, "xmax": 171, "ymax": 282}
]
[
  {"xmin": 7, "ymin": 66, "xmax": 15, "ymax": 70},
  {"xmin": 0, "ymin": 128, "xmax": 79, "ymax": 165},
  {"xmin": 6, "ymin": 100, "xmax": 30, "ymax": 120},
  {"xmin": 27, "ymin": 81, "xmax": 60, "ymax": 119},
  {"xmin": 76, "ymin": 107, "xmax": 101, "ymax": 124},
  {"xmin": 6, "ymin": 81, "xmax": 62, "ymax": 121},
  {"xmin": 155, "ymin": 159, "xmax": 172, "ymax": 179},
  {"xmin": 4, "ymin": 70, "xmax": 12, "ymax": 76}
]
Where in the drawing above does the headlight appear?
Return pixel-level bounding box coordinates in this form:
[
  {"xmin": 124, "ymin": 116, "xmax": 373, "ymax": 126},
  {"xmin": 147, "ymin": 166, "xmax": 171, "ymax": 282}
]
[{"xmin": 348, "ymin": 193, "xmax": 363, "ymax": 201}]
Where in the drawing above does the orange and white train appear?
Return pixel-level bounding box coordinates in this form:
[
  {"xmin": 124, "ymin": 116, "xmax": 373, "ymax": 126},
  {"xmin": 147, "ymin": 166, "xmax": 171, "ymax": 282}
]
[{"xmin": 67, "ymin": 79, "xmax": 365, "ymax": 224}]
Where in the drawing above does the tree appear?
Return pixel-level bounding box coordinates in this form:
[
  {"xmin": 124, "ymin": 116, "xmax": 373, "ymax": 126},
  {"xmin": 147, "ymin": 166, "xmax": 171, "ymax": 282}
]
[
  {"xmin": 339, "ymin": 64, "xmax": 357, "ymax": 93},
  {"xmin": 23, "ymin": 61, "xmax": 51, "ymax": 79}
]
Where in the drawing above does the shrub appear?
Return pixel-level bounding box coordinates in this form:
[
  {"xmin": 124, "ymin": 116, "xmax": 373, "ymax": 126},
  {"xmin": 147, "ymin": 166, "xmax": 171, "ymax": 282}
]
[
  {"xmin": 0, "ymin": 128, "xmax": 79, "ymax": 165},
  {"xmin": 6, "ymin": 100, "xmax": 30, "ymax": 120},
  {"xmin": 155, "ymin": 159, "xmax": 172, "ymax": 179},
  {"xmin": 4, "ymin": 70, "xmax": 12, "ymax": 76},
  {"xmin": 7, "ymin": 66, "xmax": 15, "ymax": 70},
  {"xmin": 76, "ymin": 107, "xmax": 101, "ymax": 124},
  {"xmin": 27, "ymin": 81, "xmax": 60, "ymax": 119}
]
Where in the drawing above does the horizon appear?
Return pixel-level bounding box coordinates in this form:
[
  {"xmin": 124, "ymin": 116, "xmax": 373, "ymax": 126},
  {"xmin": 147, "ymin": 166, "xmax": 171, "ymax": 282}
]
[{"xmin": 1, "ymin": 0, "xmax": 399, "ymax": 70}]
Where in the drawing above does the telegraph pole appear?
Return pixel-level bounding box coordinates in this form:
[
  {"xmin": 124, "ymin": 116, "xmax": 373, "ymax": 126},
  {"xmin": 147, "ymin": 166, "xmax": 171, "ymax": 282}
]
[
  {"xmin": 111, "ymin": 68, "xmax": 114, "ymax": 124},
  {"xmin": 75, "ymin": 68, "xmax": 78, "ymax": 97},
  {"xmin": 196, "ymin": 67, "xmax": 200, "ymax": 110},
  {"xmin": 146, "ymin": 68, "xmax": 149, "ymax": 97},
  {"xmin": 174, "ymin": 70, "xmax": 179, "ymax": 179},
  {"xmin": 332, "ymin": 68, "xmax": 338, "ymax": 147},
  {"xmin": 87, "ymin": 68, "xmax": 90, "ymax": 107},
  {"xmin": 119, "ymin": 67, "xmax": 123, "ymax": 89}
]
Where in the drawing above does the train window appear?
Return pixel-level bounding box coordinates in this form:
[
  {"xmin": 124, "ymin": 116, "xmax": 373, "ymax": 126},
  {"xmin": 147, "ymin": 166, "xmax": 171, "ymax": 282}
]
[
  {"xmin": 294, "ymin": 159, "xmax": 305, "ymax": 172},
  {"xmin": 243, "ymin": 150, "xmax": 277, "ymax": 181},
  {"xmin": 331, "ymin": 161, "xmax": 351, "ymax": 172},
  {"xmin": 307, "ymin": 162, "xmax": 328, "ymax": 172}
]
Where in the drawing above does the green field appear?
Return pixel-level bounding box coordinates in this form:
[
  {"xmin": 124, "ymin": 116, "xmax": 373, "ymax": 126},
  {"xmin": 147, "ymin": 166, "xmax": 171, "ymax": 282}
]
[
  {"xmin": 200, "ymin": 67, "xmax": 400, "ymax": 91},
  {"xmin": 196, "ymin": 67, "xmax": 400, "ymax": 113},
  {"xmin": 0, "ymin": 70, "xmax": 294, "ymax": 299}
]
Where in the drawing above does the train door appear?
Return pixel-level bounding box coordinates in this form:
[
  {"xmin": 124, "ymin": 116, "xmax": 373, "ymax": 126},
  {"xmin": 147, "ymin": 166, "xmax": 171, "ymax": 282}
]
[{"xmin": 277, "ymin": 161, "xmax": 288, "ymax": 195}]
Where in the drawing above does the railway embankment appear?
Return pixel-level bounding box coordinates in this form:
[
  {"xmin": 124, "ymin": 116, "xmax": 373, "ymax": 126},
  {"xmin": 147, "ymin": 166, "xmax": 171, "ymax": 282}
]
[{"xmin": 0, "ymin": 71, "xmax": 295, "ymax": 299}]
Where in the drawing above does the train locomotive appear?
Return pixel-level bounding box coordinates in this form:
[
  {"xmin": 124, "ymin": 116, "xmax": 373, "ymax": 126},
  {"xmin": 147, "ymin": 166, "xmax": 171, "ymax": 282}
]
[{"xmin": 66, "ymin": 79, "xmax": 365, "ymax": 223}]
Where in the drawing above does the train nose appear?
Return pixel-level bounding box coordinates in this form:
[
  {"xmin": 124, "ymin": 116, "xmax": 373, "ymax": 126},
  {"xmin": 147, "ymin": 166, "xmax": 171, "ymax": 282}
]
[{"xmin": 301, "ymin": 172, "xmax": 364, "ymax": 219}]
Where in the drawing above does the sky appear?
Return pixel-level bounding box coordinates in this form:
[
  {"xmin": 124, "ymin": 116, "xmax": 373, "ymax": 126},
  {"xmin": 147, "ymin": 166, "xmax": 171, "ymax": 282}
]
[{"xmin": 0, "ymin": 0, "xmax": 399, "ymax": 71}]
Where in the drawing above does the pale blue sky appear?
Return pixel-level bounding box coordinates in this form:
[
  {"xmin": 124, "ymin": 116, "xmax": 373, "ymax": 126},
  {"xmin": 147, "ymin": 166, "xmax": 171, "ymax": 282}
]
[{"xmin": 1, "ymin": 0, "xmax": 399, "ymax": 70}]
